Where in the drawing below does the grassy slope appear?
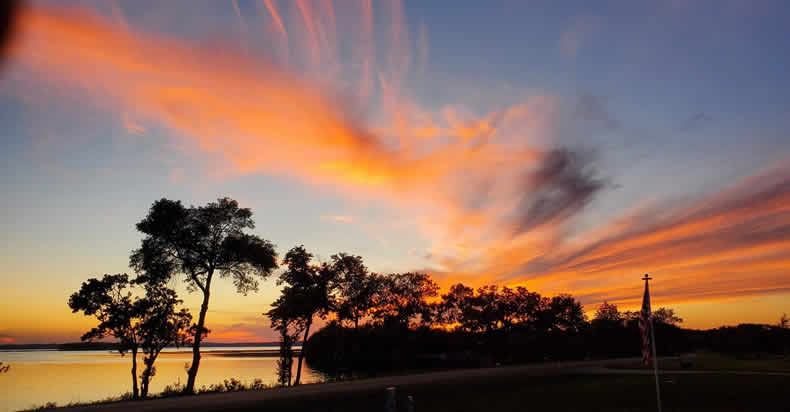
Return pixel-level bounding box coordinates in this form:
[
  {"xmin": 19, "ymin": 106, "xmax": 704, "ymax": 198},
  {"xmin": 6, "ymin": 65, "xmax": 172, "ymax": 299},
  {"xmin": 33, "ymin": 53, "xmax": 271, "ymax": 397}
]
[
  {"xmin": 610, "ymin": 353, "xmax": 790, "ymax": 372},
  {"xmin": 222, "ymin": 373, "xmax": 789, "ymax": 412}
]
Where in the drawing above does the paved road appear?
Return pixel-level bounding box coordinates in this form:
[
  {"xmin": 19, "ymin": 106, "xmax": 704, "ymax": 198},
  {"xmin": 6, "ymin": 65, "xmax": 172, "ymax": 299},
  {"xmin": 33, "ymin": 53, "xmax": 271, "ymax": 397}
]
[
  {"xmin": 61, "ymin": 357, "xmax": 790, "ymax": 411},
  {"xmin": 60, "ymin": 358, "xmax": 643, "ymax": 411},
  {"xmin": 575, "ymin": 366, "xmax": 790, "ymax": 377}
]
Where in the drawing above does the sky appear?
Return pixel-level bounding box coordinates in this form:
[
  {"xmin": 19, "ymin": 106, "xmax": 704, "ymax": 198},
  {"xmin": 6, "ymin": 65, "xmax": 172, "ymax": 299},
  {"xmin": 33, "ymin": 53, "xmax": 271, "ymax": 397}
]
[{"xmin": 1, "ymin": 0, "xmax": 789, "ymax": 344}]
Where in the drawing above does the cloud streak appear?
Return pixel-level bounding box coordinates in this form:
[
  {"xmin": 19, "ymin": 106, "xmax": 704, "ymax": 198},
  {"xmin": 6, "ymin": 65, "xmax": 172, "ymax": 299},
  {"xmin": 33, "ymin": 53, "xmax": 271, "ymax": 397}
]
[
  {"xmin": 10, "ymin": 3, "xmax": 587, "ymax": 247},
  {"xmin": 8, "ymin": 2, "xmax": 789, "ymax": 329},
  {"xmin": 433, "ymin": 162, "xmax": 790, "ymax": 315}
]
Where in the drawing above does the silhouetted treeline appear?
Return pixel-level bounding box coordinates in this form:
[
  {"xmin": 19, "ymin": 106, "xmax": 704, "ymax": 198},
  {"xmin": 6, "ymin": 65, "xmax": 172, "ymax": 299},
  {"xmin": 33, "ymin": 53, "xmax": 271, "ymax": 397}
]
[
  {"xmin": 262, "ymin": 247, "xmax": 703, "ymax": 378},
  {"xmin": 296, "ymin": 277, "xmax": 790, "ymax": 378},
  {"xmin": 65, "ymin": 197, "xmax": 788, "ymax": 396}
]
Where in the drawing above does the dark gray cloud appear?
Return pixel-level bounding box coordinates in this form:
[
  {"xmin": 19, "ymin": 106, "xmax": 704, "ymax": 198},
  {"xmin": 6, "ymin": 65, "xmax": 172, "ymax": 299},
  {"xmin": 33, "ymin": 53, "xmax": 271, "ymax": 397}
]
[
  {"xmin": 513, "ymin": 148, "xmax": 606, "ymax": 235},
  {"xmin": 516, "ymin": 164, "xmax": 790, "ymax": 280}
]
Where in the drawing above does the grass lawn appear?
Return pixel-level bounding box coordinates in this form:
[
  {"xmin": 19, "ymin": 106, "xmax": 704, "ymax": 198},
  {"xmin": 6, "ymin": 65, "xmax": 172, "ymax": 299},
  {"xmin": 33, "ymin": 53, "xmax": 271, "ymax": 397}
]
[
  {"xmin": 609, "ymin": 352, "xmax": 790, "ymax": 372},
  {"xmin": 234, "ymin": 372, "xmax": 789, "ymax": 412}
]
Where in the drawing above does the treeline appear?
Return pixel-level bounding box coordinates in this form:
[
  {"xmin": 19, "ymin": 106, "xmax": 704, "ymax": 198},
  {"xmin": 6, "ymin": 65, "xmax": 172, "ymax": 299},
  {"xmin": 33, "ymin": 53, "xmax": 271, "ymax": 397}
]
[
  {"xmin": 302, "ymin": 295, "xmax": 790, "ymax": 379},
  {"xmin": 66, "ymin": 197, "xmax": 789, "ymax": 399},
  {"xmin": 265, "ymin": 247, "xmax": 694, "ymax": 380}
]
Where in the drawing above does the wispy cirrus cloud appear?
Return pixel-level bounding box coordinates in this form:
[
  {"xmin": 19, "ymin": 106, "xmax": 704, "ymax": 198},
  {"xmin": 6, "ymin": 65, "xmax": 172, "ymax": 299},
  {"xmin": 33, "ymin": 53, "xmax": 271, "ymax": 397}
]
[
  {"xmin": 10, "ymin": 3, "xmax": 595, "ymax": 264},
  {"xmin": 8, "ymin": 1, "xmax": 790, "ymax": 329},
  {"xmin": 430, "ymin": 161, "xmax": 790, "ymax": 316}
]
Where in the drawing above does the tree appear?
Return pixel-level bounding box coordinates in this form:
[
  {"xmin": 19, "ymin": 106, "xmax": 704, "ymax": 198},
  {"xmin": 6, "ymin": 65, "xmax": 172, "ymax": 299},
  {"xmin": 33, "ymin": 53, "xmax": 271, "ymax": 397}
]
[
  {"xmin": 130, "ymin": 198, "xmax": 278, "ymax": 393},
  {"xmin": 271, "ymin": 318, "xmax": 299, "ymax": 387},
  {"xmin": 440, "ymin": 283, "xmax": 475, "ymax": 329},
  {"xmin": 538, "ymin": 294, "xmax": 587, "ymax": 332},
  {"xmin": 500, "ymin": 286, "xmax": 543, "ymax": 329},
  {"xmin": 779, "ymin": 313, "xmax": 788, "ymax": 329},
  {"xmin": 594, "ymin": 301, "xmax": 622, "ymax": 323},
  {"xmin": 441, "ymin": 284, "xmax": 503, "ymax": 333},
  {"xmin": 441, "ymin": 284, "xmax": 543, "ymax": 333},
  {"xmin": 136, "ymin": 285, "xmax": 193, "ymax": 398},
  {"xmin": 330, "ymin": 253, "xmax": 381, "ymax": 329},
  {"xmin": 69, "ymin": 274, "xmax": 193, "ymax": 399},
  {"xmin": 266, "ymin": 246, "xmax": 335, "ymax": 386},
  {"xmin": 371, "ymin": 272, "xmax": 439, "ymax": 327},
  {"xmin": 69, "ymin": 274, "xmax": 141, "ymax": 398},
  {"xmin": 652, "ymin": 307, "xmax": 683, "ymax": 325}
]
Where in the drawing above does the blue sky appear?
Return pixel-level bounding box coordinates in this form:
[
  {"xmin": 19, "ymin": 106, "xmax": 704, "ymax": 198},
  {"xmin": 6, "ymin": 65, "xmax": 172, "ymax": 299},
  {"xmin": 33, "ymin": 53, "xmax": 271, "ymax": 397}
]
[{"xmin": 1, "ymin": 0, "xmax": 789, "ymax": 342}]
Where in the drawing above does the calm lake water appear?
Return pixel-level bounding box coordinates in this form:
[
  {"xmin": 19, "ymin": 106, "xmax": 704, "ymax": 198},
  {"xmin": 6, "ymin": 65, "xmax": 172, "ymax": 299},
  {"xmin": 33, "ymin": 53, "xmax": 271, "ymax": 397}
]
[{"xmin": 0, "ymin": 346, "xmax": 319, "ymax": 412}]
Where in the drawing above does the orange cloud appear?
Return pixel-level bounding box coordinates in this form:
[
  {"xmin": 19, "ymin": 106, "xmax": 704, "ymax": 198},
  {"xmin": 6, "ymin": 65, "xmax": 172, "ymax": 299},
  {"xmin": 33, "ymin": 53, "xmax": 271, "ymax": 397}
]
[
  {"xmin": 10, "ymin": 4, "xmax": 574, "ymax": 245},
  {"xmin": 122, "ymin": 112, "xmax": 146, "ymax": 136},
  {"xmin": 10, "ymin": 2, "xmax": 789, "ymax": 333},
  {"xmin": 432, "ymin": 162, "xmax": 790, "ymax": 322}
]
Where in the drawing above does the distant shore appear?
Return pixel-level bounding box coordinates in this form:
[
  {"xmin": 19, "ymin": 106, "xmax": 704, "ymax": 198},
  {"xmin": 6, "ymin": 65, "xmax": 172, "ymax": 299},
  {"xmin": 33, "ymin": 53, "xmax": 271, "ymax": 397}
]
[{"xmin": 0, "ymin": 342, "xmax": 294, "ymax": 351}]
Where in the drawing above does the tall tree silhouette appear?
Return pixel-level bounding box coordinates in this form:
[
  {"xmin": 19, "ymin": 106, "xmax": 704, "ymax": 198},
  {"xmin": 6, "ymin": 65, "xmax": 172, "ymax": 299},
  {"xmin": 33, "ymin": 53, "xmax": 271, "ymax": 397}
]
[
  {"xmin": 68, "ymin": 274, "xmax": 142, "ymax": 399},
  {"xmin": 130, "ymin": 198, "xmax": 278, "ymax": 393},
  {"xmin": 330, "ymin": 253, "xmax": 381, "ymax": 329},
  {"xmin": 267, "ymin": 246, "xmax": 335, "ymax": 386},
  {"xmin": 275, "ymin": 324, "xmax": 298, "ymax": 386}
]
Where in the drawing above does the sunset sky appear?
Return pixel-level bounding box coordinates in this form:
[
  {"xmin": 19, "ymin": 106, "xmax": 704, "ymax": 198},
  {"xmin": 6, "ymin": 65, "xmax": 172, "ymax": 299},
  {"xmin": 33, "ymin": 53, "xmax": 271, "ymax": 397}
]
[{"xmin": 1, "ymin": 0, "xmax": 789, "ymax": 344}]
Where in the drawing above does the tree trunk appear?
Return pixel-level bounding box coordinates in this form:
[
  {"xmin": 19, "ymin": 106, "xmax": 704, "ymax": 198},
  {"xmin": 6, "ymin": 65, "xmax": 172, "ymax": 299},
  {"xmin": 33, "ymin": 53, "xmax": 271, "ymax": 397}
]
[
  {"xmin": 354, "ymin": 316, "xmax": 359, "ymax": 330},
  {"xmin": 185, "ymin": 274, "xmax": 212, "ymax": 394},
  {"xmin": 130, "ymin": 347, "xmax": 139, "ymax": 400},
  {"xmin": 140, "ymin": 361, "xmax": 149, "ymax": 398},
  {"xmin": 294, "ymin": 318, "xmax": 311, "ymax": 386},
  {"xmin": 140, "ymin": 352, "xmax": 158, "ymax": 399}
]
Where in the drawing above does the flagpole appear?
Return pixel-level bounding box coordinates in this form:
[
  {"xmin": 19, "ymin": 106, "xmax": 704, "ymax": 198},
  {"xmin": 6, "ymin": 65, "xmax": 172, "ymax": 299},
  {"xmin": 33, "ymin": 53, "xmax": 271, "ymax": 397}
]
[{"xmin": 644, "ymin": 274, "xmax": 663, "ymax": 412}]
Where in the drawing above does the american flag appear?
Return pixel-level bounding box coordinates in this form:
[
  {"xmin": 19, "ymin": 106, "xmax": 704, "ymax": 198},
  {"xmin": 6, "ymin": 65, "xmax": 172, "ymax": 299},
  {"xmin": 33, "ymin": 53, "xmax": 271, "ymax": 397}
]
[{"xmin": 639, "ymin": 276, "xmax": 652, "ymax": 365}]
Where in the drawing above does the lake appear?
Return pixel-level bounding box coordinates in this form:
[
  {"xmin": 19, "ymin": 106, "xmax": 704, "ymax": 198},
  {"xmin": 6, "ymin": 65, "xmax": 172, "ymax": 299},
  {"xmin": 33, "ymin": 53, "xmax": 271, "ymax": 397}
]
[{"xmin": 0, "ymin": 346, "xmax": 319, "ymax": 412}]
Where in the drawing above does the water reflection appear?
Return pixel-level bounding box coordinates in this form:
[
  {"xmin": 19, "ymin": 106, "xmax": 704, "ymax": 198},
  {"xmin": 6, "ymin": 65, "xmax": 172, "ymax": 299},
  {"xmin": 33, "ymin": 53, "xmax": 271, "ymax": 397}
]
[{"xmin": 0, "ymin": 348, "xmax": 318, "ymax": 412}]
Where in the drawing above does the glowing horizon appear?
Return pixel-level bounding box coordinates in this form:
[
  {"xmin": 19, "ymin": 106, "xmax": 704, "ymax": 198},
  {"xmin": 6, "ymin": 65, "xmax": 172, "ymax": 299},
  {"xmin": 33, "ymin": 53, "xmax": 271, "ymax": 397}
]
[{"xmin": 1, "ymin": 0, "xmax": 789, "ymax": 344}]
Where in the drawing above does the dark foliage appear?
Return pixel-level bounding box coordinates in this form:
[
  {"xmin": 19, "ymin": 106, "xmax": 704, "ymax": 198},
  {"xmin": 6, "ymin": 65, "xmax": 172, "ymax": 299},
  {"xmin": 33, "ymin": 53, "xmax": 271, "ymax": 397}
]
[
  {"xmin": 370, "ymin": 272, "xmax": 439, "ymax": 327},
  {"xmin": 704, "ymin": 324, "xmax": 790, "ymax": 356},
  {"xmin": 275, "ymin": 326, "xmax": 297, "ymax": 386},
  {"xmin": 130, "ymin": 197, "xmax": 278, "ymax": 393},
  {"xmin": 266, "ymin": 246, "xmax": 335, "ymax": 386},
  {"xmin": 136, "ymin": 285, "xmax": 193, "ymax": 398},
  {"xmin": 68, "ymin": 274, "xmax": 192, "ymax": 399},
  {"xmin": 330, "ymin": 253, "xmax": 381, "ymax": 329},
  {"xmin": 305, "ymin": 279, "xmax": 786, "ymax": 378},
  {"xmin": 68, "ymin": 274, "xmax": 142, "ymax": 398}
]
